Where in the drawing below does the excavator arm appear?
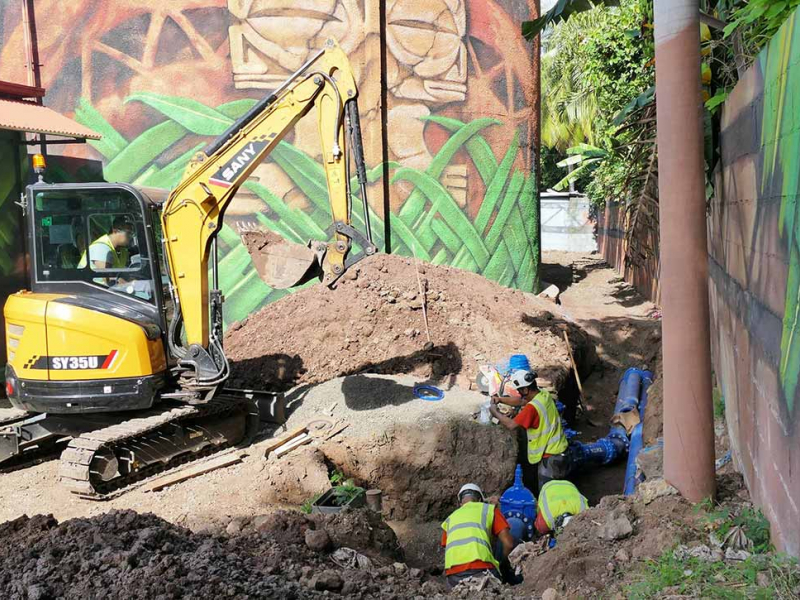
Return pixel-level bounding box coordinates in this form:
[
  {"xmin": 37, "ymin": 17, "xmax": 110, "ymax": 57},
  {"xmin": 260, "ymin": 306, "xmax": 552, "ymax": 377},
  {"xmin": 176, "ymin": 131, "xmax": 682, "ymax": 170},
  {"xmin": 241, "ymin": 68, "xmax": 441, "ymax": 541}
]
[{"xmin": 160, "ymin": 39, "xmax": 375, "ymax": 391}]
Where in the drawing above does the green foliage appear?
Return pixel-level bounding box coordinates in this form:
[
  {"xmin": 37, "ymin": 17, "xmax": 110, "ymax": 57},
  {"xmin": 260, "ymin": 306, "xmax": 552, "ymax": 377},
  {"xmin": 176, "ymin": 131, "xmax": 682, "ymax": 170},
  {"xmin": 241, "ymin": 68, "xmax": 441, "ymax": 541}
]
[
  {"xmin": 301, "ymin": 470, "xmax": 365, "ymax": 511},
  {"xmin": 300, "ymin": 493, "xmax": 323, "ymax": 514},
  {"xmin": 625, "ymin": 549, "xmax": 800, "ymax": 599},
  {"xmin": 724, "ymin": 0, "xmax": 800, "ymax": 43},
  {"xmin": 704, "ymin": 505, "xmax": 773, "ymax": 554},
  {"xmin": 541, "ymin": 0, "xmax": 655, "ymax": 206},
  {"xmin": 713, "ymin": 387, "xmax": 726, "ymax": 420},
  {"xmin": 522, "ymin": 0, "xmax": 620, "ymax": 40}
]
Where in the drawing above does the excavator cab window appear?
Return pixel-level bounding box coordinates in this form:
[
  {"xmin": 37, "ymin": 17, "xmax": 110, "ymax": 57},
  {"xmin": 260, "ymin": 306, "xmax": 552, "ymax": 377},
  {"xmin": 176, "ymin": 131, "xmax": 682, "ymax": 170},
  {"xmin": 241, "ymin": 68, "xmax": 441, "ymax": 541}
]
[{"xmin": 32, "ymin": 187, "xmax": 158, "ymax": 304}]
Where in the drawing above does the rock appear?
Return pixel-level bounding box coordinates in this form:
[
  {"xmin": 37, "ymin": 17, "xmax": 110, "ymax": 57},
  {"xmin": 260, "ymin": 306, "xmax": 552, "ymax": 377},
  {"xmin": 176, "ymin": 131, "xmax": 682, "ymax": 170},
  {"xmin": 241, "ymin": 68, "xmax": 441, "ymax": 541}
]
[
  {"xmin": 344, "ymin": 269, "xmax": 359, "ymax": 281},
  {"xmin": 637, "ymin": 478, "xmax": 679, "ymax": 504},
  {"xmin": 542, "ymin": 588, "xmax": 562, "ymax": 600},
  {"xmin": 27, "ymin": 585, "xmax": 46, "ymax": 600},
  {"xmin": 635, "ymin": 444, "xmax": 664, "ymax": 480},
  {"xmin": 305, "ymin": 529, "xmax": 331, "ymax": 552},
  {"xmin": 538, "ymin": 284, "xmax": 561, "ymax": 304},
  {"xmin": 314, "ymin": 570, "xmax": 344, "ymax": 592},
  {"xmin": 614, "ymin": 549, "xmax": 630, "ymax": 563},
  {"xmin": 225, "ymin": 517, "xmax": 246, "ymax": 535},
  {"xmin": 251, "ymin": 515, "xmax": 272, "ymax": 532},
  {"xmin": 598, "ymin": 514, "xmax": 633, "ymax": 541},
  {"xmin": 401, "ymin": 291, "xmax": 417, "ymax": 301},
  {"xmin": 404, "ymin": 328, "xmax": 415, "ymax": 337},
  {"xmin": 408, "ymin": 568, "xmax": 423, "ymax": 579},
  {"xmin": 725, "ymin": 548, "xmax": 751, "ymax": 561},
  {"xmin": 393, "ymin": 562, "xmax": 407, "ymax": 575}
]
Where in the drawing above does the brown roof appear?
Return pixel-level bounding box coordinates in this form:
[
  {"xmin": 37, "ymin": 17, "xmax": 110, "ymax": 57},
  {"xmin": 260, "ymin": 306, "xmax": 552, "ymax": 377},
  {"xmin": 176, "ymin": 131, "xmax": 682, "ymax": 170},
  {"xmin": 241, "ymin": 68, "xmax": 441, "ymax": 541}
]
[
  {"xmin": 0, "ymin": 80, "xmax": 45, "ymax": 100},
  {"xmin": 0, "ymin": 98, "xmax": 100, "ymax": 139}
]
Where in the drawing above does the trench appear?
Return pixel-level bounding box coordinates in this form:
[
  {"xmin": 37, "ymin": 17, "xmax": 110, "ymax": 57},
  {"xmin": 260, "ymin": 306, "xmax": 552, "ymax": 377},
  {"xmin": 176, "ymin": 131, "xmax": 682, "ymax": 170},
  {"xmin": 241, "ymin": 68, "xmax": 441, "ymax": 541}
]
[{"xmin": 272, "ymin": 346, "xmax": 631, "ymax": 570}]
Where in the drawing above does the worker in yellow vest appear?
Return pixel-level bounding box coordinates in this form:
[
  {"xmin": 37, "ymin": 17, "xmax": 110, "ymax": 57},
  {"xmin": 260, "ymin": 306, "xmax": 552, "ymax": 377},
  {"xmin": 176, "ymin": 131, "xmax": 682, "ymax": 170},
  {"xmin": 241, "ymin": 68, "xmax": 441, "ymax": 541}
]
[
  {"xmin": 78, "ymin": 217, "xmax": 132, "ymax": 284},
  {"xmin": 534, "ymin": 480, "xmax": 588, "ymax": 535},
  {"xmin": 489, "ymin": 369, "xmax": 571, "ymax": 491},
  {"xmin": 440, "ymin": 483, "xmax": 515, "ymax": 589}
]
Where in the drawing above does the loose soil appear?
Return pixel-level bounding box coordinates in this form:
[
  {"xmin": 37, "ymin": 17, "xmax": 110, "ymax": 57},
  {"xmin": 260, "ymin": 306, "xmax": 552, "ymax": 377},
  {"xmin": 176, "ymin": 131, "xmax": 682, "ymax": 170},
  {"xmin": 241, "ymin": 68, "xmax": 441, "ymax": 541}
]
[{"xmin": 226, "ymin": 250, "xmax": 594, "ymax": 393}]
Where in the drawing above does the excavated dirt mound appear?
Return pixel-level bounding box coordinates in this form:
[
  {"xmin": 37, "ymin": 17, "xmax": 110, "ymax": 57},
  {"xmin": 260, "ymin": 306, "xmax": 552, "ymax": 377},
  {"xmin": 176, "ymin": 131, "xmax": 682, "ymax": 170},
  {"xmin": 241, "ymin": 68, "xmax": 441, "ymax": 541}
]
[
  {"xmin": 263, "ymin": 420, "xmax": 518, "ymax": 521},
  {"xmin": 226, "ymin": 252, "xmax": 593, "ymax": 392},
  {"xmin": 0, "ymin": 509, "xmax": 525, "ymax": 600}
]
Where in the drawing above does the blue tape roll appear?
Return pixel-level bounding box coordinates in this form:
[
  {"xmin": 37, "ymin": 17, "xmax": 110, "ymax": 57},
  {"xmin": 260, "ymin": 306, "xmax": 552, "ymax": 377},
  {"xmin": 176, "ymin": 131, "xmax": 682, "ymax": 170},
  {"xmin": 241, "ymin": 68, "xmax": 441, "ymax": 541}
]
[{"xmin": 413, "ymin": 385, "xmax": 444, "ymax": 401}]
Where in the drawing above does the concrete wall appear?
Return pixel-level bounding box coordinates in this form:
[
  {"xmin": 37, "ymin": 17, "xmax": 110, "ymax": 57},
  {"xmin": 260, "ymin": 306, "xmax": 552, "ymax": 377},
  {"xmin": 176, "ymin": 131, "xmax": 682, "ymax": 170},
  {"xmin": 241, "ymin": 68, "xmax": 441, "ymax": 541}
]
[
  {"xmin": 710, "ymin": 10, "xmax": 800, "ymax": 555},
  {"xmin": 0, "ymin": 0, "xmax": 540, "ymax": 326},
  {"xmin": 596, "ymin": 201, "xmax": 661, "ymax": 304},
  {"xmin": 541, "ymin": 192, "xmax": 597, "ymax": 252}
]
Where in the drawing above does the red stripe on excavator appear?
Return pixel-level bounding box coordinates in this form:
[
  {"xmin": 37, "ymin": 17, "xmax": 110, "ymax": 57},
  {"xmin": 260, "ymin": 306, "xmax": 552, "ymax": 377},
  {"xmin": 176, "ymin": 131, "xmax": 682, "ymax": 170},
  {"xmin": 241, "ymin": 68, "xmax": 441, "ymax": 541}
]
[
  {"xmin": 101, "ymin": 350, "xmax": 118, "ymax": 369},
  {"xmin": 209, "ymin": 178, "xmax": 232, "ymax": 188}
]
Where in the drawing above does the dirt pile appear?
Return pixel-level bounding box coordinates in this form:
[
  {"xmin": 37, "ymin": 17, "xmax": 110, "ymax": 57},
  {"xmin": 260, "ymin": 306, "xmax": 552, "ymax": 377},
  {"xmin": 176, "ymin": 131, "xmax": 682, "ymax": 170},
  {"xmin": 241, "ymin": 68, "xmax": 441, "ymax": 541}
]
[
  {"xmin": 226, "ymin": 252, "xmax": 593, "ymax": 392},
  {"xmin": 264, "ymin": 420, "xmax": 518, "ymax": 521},
  {"xmin": 0, "ymin": 509, "xmax": 526, "ymax": 600}
]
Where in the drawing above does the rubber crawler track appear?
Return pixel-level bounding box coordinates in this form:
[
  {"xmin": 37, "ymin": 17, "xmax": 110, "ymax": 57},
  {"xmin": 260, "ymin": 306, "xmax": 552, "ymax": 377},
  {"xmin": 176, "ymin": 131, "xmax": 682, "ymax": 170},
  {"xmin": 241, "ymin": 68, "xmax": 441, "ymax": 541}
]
[{"xmin": 58, "ymin": 398, "xmax": 257, "ymax": 498}]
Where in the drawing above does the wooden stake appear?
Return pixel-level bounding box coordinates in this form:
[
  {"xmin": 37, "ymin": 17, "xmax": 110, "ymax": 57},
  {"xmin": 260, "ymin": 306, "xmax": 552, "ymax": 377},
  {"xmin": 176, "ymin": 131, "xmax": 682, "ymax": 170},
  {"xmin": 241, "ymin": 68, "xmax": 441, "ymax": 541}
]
[{"xmin": 563, "ymin": 330, "xmax": 599, "ymax": 427}]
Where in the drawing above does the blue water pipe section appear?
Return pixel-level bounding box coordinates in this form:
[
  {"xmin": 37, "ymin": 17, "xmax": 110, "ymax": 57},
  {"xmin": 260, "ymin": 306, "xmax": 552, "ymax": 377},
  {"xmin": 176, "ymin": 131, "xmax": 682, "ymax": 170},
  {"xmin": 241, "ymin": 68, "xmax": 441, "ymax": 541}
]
[
  {"xmin": 499, "ymin": 464, "xmax": 537, "ymax": 543},
  {"xmin": 623, "ymin": 369, "xmax": 653, "ymax": 495},
  {"xmin": 566, "ymin": 368, "xmax": 652, "ymax": 480}
]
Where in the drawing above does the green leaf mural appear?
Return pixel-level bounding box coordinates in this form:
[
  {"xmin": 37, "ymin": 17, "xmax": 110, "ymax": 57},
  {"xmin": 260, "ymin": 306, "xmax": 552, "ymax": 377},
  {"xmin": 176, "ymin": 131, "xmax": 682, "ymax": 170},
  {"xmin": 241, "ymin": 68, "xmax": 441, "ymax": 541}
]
[
  {"xmin": 74, "ymin": 95, "xmax": 539, "ymax": 328},
  {"xmin": 756, "ymin": 9, "xmax": 800, "ymax": 414}
]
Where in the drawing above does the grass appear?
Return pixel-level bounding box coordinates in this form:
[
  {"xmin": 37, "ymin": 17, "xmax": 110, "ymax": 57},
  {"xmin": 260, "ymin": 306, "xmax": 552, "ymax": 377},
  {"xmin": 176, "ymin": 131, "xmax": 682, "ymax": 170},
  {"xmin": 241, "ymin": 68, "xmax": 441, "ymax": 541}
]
[
  {"xmin": 73, "ymin": 93, "xmax": 540, "ymax": 326},
  {"xmin": 625, "ymin": 503, "xmax": 796, "ymax": 599},
  {"xmin": 625, "ymin": 551, "xmax": 800, "ymax": 599}
]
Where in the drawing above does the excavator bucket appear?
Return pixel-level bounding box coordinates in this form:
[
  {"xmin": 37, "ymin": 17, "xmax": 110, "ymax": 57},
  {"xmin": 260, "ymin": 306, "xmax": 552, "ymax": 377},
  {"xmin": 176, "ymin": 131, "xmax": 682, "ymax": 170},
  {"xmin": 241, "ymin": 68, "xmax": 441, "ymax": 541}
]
[{"xmin": 243, "ymin": 231, "xmax": 324, "ymax": 289}]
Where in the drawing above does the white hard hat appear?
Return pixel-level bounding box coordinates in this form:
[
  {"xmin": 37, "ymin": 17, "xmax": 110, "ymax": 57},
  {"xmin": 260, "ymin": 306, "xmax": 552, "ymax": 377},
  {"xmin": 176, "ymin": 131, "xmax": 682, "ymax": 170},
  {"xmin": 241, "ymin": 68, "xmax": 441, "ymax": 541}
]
[
  {"xmin": 509, "ymin": 369, "xmax": 537, "ymax": 390},
  {"xmin": 458, "ymin": 483, "xmax": 485, "ymax": 502}
]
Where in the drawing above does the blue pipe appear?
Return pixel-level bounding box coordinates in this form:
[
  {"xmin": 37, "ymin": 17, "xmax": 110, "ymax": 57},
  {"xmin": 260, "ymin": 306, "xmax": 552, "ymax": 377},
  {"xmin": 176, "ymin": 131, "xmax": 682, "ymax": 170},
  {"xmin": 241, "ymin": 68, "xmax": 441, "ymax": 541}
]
[
  {"xmin": 569, "ymin": 368, "xmax": 653, "ymax": 473},
  {"xmin": 624, "ymin": 371, "xmax": 653, "ymax": 495}
]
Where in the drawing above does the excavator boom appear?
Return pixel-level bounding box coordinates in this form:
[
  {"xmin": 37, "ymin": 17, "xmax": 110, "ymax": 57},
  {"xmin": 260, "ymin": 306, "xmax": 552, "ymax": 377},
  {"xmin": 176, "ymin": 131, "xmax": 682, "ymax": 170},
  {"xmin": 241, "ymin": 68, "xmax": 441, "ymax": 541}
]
[{"xmin": 160, "ymin": 39, "xmax": 375, "ymax": 389}]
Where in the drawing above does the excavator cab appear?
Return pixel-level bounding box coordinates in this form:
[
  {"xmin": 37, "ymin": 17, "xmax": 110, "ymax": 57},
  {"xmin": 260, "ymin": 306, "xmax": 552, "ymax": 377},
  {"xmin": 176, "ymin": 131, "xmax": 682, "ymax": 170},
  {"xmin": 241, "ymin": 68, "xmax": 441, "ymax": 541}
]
[{"xmin": 6, "ymin": 182, "xmax": 171, "ymax": 415}]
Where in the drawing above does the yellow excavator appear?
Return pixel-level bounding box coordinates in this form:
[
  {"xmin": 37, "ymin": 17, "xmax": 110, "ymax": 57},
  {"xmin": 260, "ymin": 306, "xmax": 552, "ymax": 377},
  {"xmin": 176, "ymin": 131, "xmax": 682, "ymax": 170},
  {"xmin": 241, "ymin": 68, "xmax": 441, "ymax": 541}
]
[{"xmin": 0, "ymin": 39, "xmax": 376, "ymax": 496}]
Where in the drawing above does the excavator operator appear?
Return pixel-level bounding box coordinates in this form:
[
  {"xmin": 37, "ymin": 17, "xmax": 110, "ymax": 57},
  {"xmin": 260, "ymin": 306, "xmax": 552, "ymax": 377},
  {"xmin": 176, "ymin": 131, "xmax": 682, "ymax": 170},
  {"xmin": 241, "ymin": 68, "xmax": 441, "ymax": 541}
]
[{"xmin": 79, "ymin": 216, "xmax": 132, "ymax": 271}]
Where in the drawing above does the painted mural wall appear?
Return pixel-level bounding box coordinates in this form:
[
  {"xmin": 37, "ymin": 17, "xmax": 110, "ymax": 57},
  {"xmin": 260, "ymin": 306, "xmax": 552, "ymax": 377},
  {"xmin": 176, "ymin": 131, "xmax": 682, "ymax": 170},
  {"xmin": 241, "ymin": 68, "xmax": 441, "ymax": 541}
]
[
  {"xmin": 0, "ymin": 0, "xmax": 539, "ymax": 326},
  {"xmin": 710, "ymin": 8, "xmax": 800, "ymax": 555}
]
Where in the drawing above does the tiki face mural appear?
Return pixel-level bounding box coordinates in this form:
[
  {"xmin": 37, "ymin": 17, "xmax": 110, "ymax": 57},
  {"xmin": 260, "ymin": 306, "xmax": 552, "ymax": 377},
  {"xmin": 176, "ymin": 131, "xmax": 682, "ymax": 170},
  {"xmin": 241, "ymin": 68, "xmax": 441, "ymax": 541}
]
[
  {"xmin": 229, "ymin": 0, "xmax": 469, "ymax": 206},
  {"xmin": 0, "ymin": 0, "xmax": 538, "ymax": 327}
]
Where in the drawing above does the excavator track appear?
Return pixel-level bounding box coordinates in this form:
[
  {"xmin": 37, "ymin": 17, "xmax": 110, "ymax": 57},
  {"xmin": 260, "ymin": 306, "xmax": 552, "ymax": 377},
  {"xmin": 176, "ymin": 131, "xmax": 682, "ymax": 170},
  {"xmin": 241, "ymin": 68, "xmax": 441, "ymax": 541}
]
[
  {"xmin": 58, "ymin": 397, "xmax": 259, "ymax": 498},
  {"xmin": 0, "ymin": 408, "xmax": 67, "ymax": 471}
]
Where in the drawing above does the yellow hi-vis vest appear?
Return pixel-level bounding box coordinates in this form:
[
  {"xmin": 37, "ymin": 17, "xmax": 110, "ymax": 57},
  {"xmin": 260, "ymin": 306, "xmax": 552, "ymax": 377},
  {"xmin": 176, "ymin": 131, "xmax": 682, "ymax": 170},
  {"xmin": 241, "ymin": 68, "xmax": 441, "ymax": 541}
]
[
  {"xmin": 441, "ymin": 502, "xmax": 500, "ymax": 571},
  {"xmin": 78, "ymin": 234, "xmax": 129, "ymax": 269},
  {"xmin": 526, "ymin": 390, "xmax": 568, "ymax": 464},
  {"xmin": 538, "ymin": 480, "xmax": 588, "ymax": 530}
]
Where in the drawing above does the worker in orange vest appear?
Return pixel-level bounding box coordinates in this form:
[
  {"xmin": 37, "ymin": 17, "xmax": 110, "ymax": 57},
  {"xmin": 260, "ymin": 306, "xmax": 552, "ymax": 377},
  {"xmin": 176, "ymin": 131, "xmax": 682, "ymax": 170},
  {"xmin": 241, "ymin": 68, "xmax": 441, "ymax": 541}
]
[
  {"xmin": 489, "ymin": 369, "xmax": 571, "ymax": 491},
  {"xmin": 440, "ymin": 483, "xmax": 515, "ymax": 589}
]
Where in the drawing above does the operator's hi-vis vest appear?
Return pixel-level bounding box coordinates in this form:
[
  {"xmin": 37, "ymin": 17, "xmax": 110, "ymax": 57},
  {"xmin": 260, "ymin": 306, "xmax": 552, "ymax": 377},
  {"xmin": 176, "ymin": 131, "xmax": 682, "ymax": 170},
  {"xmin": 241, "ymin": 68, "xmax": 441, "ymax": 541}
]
[
  {"xmin": 78, "ymin": 234, "xmax": 129, "ymax": 269},
  {"xmin": 537, "ymin": 480, "xmax": 588, "ymax": 530},
  {"xmin": 526, "ymin": 390, "xmax": 568, "ymax": 464},
  {"xmin": 441, "ymin": 502, "xmax": 500, "ymax": 571}
]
